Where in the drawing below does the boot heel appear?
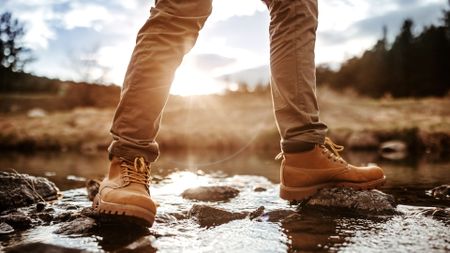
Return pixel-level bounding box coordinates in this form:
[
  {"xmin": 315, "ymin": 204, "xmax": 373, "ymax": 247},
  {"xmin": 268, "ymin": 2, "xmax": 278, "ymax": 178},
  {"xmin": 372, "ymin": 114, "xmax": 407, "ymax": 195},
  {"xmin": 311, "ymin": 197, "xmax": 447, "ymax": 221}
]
[{"xmin": 279, "ymin": 183, "xmax": 333, "ymax": 201}]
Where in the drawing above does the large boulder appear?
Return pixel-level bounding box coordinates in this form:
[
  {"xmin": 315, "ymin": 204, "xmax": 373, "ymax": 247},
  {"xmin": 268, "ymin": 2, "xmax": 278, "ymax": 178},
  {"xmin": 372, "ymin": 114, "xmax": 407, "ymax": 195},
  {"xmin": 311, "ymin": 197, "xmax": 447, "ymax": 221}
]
[
  {"xmin": 0, "ymin": 172, "xmax": 60, "ymax": 211},
  {"xmin": 304, "ymin": 188, "xmax": 397, "ymax": 215},
  {"xmin": 188, "ymin": 204, "xmax": 247, "ymax": 227}
]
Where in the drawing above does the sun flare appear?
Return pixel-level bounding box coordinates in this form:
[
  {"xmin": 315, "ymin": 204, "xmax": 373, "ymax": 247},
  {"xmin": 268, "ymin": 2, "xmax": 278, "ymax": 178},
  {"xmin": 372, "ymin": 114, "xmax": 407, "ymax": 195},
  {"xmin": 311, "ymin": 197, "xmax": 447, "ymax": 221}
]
[{"xmin": 170, "ymin": 65, "xmax": 225, "ymax": 96}]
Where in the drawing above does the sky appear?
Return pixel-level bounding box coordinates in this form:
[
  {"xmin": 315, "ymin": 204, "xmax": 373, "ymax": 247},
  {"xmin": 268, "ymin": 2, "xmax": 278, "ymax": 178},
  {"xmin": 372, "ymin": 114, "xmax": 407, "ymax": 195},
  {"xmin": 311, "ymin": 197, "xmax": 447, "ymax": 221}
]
[{"xmin": 1, "ymin": 0, "xmax": 448, "ymax": 95}]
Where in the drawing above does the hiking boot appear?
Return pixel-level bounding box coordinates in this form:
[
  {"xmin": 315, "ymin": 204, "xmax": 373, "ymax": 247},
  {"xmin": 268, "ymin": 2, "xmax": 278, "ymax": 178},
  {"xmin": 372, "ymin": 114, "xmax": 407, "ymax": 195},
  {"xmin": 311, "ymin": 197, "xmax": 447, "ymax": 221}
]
[
  {"xmin": 279, "ymin": 137, "xmax": 386, "ymax": 201},
  {"xmin": 93, "ymin": 156, "xmax": 157, "ymax": 227}
]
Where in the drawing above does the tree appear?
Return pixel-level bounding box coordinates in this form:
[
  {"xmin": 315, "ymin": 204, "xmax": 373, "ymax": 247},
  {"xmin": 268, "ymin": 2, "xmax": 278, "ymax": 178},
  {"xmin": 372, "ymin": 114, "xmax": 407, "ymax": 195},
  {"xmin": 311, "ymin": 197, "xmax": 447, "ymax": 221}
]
[{"xmin": 0, "ymin": 11, "xmax": 32, "ymax": 72}]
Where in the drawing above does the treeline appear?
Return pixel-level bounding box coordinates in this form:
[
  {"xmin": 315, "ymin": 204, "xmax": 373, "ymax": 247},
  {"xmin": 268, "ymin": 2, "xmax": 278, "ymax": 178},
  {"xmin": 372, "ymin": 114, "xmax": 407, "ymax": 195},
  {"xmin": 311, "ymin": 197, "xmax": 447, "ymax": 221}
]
[{"xmin": 318, "ymin": 6, "xmax": 450, "ymax": 98}]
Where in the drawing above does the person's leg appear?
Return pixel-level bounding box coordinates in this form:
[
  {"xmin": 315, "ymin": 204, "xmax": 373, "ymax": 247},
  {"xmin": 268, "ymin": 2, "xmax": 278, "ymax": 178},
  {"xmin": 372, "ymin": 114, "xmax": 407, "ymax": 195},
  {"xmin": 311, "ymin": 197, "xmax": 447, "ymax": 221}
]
[
  {"xmin": 109, "ymin": 0, "xmax": 212, "ymax": 163},
  {"xmin": 268, "ymin": 0, "xmax": 327, "ymax": 153},
  {"xmin": 268, "ymin": 0, "xmax": 385, "ymax": 201},
  {"xmin": 93, "ymin": 0, "xmax": 212, "ymax": 227}
]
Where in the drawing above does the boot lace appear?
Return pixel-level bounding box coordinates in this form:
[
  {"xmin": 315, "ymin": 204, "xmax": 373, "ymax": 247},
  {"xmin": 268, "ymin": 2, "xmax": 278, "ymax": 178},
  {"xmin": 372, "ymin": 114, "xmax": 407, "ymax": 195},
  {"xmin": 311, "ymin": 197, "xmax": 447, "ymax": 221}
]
[
  {"xmin": 320, "ymin": 137, "xmax": 347, "ymax": 164},
  {"xmin": 121, "ymin": 157, "xmax": 151, "ymax": 186}
]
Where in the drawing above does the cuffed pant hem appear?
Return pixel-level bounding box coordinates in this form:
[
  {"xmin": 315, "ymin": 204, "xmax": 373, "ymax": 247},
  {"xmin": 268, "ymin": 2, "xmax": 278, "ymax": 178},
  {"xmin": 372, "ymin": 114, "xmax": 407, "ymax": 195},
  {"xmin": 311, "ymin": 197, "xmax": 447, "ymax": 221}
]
[
  {"xmin": 281, "ymin": 132, "xmax": 326, "ymax": 153},
  {"xmin": 108, "ymin": 141, "xmax": 159, "ymax": 163}
]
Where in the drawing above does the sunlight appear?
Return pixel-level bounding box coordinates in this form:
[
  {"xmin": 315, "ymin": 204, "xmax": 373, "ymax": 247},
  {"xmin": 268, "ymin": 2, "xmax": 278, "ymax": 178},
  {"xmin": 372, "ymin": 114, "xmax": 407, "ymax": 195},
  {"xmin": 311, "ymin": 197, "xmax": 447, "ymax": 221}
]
[
  {"xmin": 170, "ymin": 65, "xmax": 226, "ymax": 96},
  {"xmin": 158, "ymin": 171, "xmax": 211, "ymax": 195}
]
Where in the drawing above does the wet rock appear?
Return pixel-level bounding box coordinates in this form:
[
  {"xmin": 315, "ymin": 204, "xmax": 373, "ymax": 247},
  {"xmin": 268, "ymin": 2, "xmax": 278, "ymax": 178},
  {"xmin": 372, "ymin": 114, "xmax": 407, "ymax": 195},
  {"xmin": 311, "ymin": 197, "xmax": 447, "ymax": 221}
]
[
  {"xmin": 182, "ymin": 186, "xmax": 239, "ymax": 202},
  {"xmin": 188, "ymin": 204, "xmax": 247, "ymax": 227},
  {"xmin": 253, "ymin": 186, "xmax": 267, "ymax": 192},
  {"xmin": 115, "ymin": 236, "xmax": 157, "ymax": 253},
  {"xmin": 80, "ymin": 207, "xmax": 99, "ymax": 219},
  {"xmin": 428, "ymin": 185, "xmax": 450, "ymax": 201},
  {"xmin": 380, "ymin": 140, "xmax": 408, "ymax": 160},
  {"xmin": 85, "ymin": 179, "xmax": 100, "ymax": 201},
  {"xmin": 248, "ymin": 206, "xmax": 265, "ymax": 220},
  {"xmin": 280, "ymin": 213, "xmax": 303, "ymax": 224},
  {"xmin": 347, "ymin": 131, "xmax": 380, "ymax": 149},
  {"xmin": 35, "ymin": 202, "xmax": 46, "ymax": 212},
  {"xmin": 5, "ymin": 242, "xmax": 86, "ymax": 253},
  {"xmin": 305, "ymin": 188, "xmax": 397, "ymax": 215},
  {"xmin": 0, "ymin": 222, "xmax": 14, "ymax": 235},
  {"xmin": 0, "ymin": 172, "xmax": 60, "ymax": 211},
  {"xmin": 0, "ymin": 212, "xmax": 33, "ymax": 229},
  {"xmin": 37, "ymin": 212, "xmax": 54, "ymax": 223},
  {"xmin": 260, "ymin": 209, "xmax": 297, "ymax": 222},
  {"xmin": 55, "ymin": 217, "xmax": 97, "ymax": 235}
]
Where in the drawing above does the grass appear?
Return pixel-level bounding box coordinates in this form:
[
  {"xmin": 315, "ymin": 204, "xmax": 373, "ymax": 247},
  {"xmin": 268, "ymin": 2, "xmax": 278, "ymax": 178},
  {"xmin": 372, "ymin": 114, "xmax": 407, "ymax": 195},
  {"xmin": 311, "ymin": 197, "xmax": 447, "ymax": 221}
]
[{"xmin": 0, "ymin": 87, "xmax": 449, "ymax": 153}]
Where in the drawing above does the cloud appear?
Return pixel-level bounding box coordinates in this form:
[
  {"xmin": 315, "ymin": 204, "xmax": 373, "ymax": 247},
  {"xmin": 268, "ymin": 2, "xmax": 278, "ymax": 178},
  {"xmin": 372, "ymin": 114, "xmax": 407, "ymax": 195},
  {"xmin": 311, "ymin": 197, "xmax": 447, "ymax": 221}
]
[
  {"xmin": 193, "ymin": 54, "xmax": 236, "ymax": 71},
  {"xmin": 62, "ymin": 3, "xmax": 113, "ymax": 30},
  {"xmin": 318, "ymin": 2, "xmax": 447, "ymax": 46}
]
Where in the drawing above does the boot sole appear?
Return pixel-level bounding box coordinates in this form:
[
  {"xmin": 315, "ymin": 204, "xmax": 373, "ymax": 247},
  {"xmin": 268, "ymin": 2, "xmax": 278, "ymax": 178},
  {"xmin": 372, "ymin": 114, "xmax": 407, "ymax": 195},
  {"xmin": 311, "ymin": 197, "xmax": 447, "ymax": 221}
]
[
  {"xmin": 280, "ymin": 176, "xmax": 386, "ymax": 201},
  {"xmin": 93, "ymin": 195, "xmax": 156, "ymax": 227}
]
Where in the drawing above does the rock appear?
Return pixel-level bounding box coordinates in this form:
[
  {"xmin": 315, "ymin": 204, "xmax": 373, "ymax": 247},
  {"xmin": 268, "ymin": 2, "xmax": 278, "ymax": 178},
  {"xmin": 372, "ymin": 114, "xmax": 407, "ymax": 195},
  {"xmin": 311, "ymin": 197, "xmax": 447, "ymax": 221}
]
[
  {"xmin": 248, "ymin": 206, "xmax": 265, "ymax": 220},
  {"xmin": 5, "ymin": 242, "xmax": 86, "ymax": 253},
  {"xmin": 347, "ymin": 131, "xmax": 380, "ymax": 149},
  {"xmin": 188, "ymin": 204, "xmax": 247, "ymax": 227},
  {"xmin": 253, "ymin": 186, "xmax": 267, "ymax": 192},
  {"xmin": 304, "ymin": 188, "xmax": 397, "ymax": 215},
  {"xmin": 182, "ymin": 186, "xmax": 239, "ymax": 202},
  {"xmin": 428, "ymin": 185, "xmax": 450, "ymax": 201},
  {"xmin": 0, "ymin": 212, "xmax": 33, "ymax": 229},
  {"xmin": 27, "ymin": 108, "xmax": 47, "ymax": 118},
  {"xmin": 379, "ymin": 140, "xmax": 408, "ymax": 160},
  {"xmin": 54, "ymin": 217, "xmax": 97, "ymax": 235},
  {"xmin": 0, "ymin": 172, "xmax": 60, "ymax": 211},
  {"xmin": 258, "ymin": 209, "xmax": 297, "ymax": 222},
  {"xmin": 85, "ymin": 179, "xmax": 100, "ymax": 201},
  {"xmin": 37, "ymin": 213, "xmax": 54, "ymax": 223},
  {"xmin": 0, "ymin": 222, "xmax": 14, "ymax": 235},
  {"xmin": 36, "ymin": 202, "xmax": 46, "ymax": 212},
  {"xmin": 115, "ymin": 237, "xmax": 157, "ymax": 253}
]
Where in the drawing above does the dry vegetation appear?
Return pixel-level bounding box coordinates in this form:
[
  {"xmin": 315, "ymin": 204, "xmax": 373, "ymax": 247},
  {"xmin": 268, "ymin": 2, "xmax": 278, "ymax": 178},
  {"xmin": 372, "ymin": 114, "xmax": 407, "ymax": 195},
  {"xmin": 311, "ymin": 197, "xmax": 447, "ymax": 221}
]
[{"xmin": 0, "ymin": 88, "xmax": 449, "ymax": 153}]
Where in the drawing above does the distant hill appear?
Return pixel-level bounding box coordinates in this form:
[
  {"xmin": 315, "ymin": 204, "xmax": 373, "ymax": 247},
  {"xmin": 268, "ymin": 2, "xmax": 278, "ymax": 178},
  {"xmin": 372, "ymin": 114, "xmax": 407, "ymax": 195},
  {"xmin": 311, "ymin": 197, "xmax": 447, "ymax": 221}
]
[
  {"xmin": 0, "ymin": 69, "xmax": 120, "ymax": 112},
  {"xmin": 219, "ymin": 65, "xmax": 270, "ymax": 88}
]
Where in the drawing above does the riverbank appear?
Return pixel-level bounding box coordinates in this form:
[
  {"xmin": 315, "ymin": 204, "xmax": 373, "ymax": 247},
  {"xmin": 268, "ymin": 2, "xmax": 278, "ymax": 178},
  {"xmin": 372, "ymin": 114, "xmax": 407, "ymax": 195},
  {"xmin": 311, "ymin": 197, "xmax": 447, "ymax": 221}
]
[{"xmin": 1, "ymin": 88, "xmax": 449, "ymax": 156}]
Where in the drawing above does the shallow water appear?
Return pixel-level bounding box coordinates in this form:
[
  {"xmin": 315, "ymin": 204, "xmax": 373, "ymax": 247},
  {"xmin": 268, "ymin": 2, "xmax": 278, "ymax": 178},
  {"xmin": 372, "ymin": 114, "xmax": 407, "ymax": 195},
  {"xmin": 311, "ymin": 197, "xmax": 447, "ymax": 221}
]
[{"xmin": 0, "ymin": 150, "xmax": 449, "ymax": 252}]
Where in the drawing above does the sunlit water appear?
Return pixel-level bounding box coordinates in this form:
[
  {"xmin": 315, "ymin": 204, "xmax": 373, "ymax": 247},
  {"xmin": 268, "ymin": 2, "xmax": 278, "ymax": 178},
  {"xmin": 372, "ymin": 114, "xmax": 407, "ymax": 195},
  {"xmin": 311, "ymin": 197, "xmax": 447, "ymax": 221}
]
[{"xmin": 0, "ymin": 150, "xmax": 449, "ymax": 252}]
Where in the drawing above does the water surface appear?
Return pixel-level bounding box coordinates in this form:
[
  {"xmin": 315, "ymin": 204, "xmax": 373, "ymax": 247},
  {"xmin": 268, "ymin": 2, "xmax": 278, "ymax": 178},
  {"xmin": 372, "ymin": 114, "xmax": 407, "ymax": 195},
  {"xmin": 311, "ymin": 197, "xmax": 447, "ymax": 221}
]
[{"xmin": 0, "ymin": 150, "xmax": 449, "ymax": 252}]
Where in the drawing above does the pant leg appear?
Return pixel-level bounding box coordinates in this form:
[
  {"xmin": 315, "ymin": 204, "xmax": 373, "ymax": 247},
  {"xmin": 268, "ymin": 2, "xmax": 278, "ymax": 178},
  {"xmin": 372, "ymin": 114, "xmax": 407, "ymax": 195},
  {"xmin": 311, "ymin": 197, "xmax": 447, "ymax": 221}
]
[
  {"xmin": 268, "ymin": 0, "xmax": 328, "ymax": 153},
  {"xmin": 108, "ymin": 0, "xmax": 212, "ymax": 162}
]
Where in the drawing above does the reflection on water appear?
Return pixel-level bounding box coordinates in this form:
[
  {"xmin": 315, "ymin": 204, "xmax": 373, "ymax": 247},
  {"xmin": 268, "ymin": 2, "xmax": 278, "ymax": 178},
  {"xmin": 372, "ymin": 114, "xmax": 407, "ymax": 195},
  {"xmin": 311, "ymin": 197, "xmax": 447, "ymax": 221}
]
[
  {"xmin": 0, "ymin": 150, "xmax": 449, "ymax": 252},
  {"xmin": 0, "ymin": 149, "xmax": 449, "ymax": 192}
]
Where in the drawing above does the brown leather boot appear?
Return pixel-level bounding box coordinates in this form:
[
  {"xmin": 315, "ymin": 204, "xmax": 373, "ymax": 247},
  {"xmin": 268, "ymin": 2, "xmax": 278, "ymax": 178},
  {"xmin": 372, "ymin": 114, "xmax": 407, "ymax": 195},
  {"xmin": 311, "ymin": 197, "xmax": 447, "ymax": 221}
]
[
  {"xmin": 93, "ymin": 156, "xmax": 157, "ymax": 227},
  {"xmin": 279, "ymin": 137, "xmax": 386, "ymax": 201}
]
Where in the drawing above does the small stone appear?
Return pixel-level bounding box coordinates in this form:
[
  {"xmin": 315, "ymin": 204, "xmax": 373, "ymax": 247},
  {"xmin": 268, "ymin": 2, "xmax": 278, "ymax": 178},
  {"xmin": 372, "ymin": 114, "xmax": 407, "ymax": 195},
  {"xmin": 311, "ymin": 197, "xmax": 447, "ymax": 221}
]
[
  {"xmin": 248, "ymin": 206, "xmax": 265, "ymax": 220},
  {"xmin": 36, "ymin": 202, "xmax": 46, "ymax": 212},
  {"xmin": 54, "ymin": 217, "xmax": 97, "ymax": 235},
  {"xmin": 188, "ymin": 204, "xmax": 247, "ymax": 227},
  {"xmin": 380, "ymin": 140, "xmax": 408, "ymax": 160},
  {"xmin": 182, "ymin": 186, "xmax": 239, "ymax": 202},
  {"xmin": 305, "ymin": 188, "xmax": 397, "ymax": 215},
  {"xmin": 253, "ymin": 186, "xmax": 267, "ymax": 192},
  {"xmin": 428, "ymin": 185, "xmax": 450, "ymax": 201},
  {"xmin": 0, "ymin": 222, "xmax": 14, "ymax": 235},
  {"xmin": 37, "ymin": 213, "xmax": 53, "ymax": 223},
  {"xmin": 85, "ymin": 179, "xmax": 100, "ymax": 201}
]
